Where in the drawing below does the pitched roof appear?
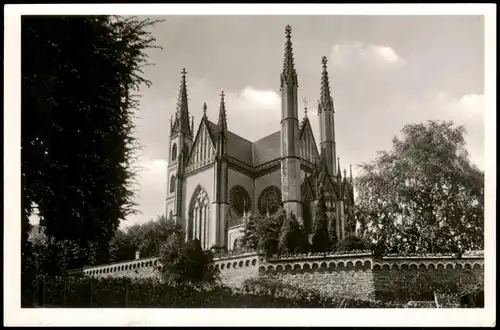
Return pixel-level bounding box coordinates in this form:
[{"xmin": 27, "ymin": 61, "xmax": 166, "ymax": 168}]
[
  {"xmin": 206, "ymin": 121, "xmax": 253, "ymax": 164},
  {"xmin": 252, "ymin": 131, "xmax": 281, "ymax": 166}
]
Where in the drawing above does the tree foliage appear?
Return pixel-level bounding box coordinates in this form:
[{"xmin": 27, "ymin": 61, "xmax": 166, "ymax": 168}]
[
  {"xmin": 109, "ymin": 215, "xmax": 183, "ymax": 262},
  {"xmin": 241, "ymin": 210, "xmax": 285, "ymax": 256},
  {"xmin": 355, "ymin": 121, "xmax": 484, "ymax": 256},
  {"xmin": 335, "ymin": 234, "xmax": 370, "ymax": 253},
  {"xmin": 278, "ymin": 212, "xmax": 309, "ymax": 254},
  {"xmin": 21, "ymin": 15, "xmax": 162, "ymax": 271},
  {"xmin": 159, "ymin": 232, "xmax": 218, "ymax": 286},
  {"xmin": 311, "ymin": 188, "xmax": 331, "ymax": 253}
]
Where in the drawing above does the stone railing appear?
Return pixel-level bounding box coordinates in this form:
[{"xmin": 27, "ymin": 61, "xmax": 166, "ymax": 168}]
[
  {"xmin": 75, "ymin": 249, "xmax": 485, "ymax": 292},
  {"xmin": 212, "ymin": 252, "xmax": 261, "ymax": 271},
  {"xmin": 212, "ymin": 248, "xmax": 256, "ymax": 260},
  {"xmin": 77, "ymin": 257, "xmax": 160, "ymax": 278},
  {"xmin": 257, "ymin": 252, "xmax": 484, "ymax": 274}
]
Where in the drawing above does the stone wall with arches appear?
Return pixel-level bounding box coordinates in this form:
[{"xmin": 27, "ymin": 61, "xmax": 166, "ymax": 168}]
[
  {"xmin": 257, "ymin": 254, "xmax": 484, "ymax": 301},
  {"xmin": 75, "ymin": 252, "xmax": 483, "ymax": 303},
  {"xmin": 75, "ymin": 257, "xmax": 162, "ymax": 280}
]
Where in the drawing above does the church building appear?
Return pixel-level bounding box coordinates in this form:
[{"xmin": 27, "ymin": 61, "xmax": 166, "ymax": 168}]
[{"xmin": 166, "ymin": 25, "xmax": 354, "ymax": 251}]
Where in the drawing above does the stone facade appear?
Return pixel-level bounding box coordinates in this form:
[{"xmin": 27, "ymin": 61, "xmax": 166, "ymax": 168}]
[
  {"xmin": 165, "ymin": 25, "xmax": 355, "ymax": 251},
  {"xmin": 78, "ymin": 253, "xmax": 484, "ymax": 303}
]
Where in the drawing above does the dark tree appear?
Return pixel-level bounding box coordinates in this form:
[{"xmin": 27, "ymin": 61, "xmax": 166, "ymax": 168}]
[
  {"xmin": 311, "ymin": 187, "xmax": 331, "ymax": 253},
  {"xmin": 159, "ymin": 232, "xmax": 218, "ymax": 286},
  {"xmin": 241, "ymin": 213, "xmax": 259, "ymax": 250},
  {"xmin": 328, "ymin": 217, "xmax": 338, "ymax": 251},
  {"xmin": 241, "ymin": 210, "xmax": 285, "ymax": 256},
  {"xmin": 278, "ymin": 212, "xmax": 309, "ymax": 255},
  {"xmin": 21, "ymin": 15, "xmax": 162, "ymax": 274}
]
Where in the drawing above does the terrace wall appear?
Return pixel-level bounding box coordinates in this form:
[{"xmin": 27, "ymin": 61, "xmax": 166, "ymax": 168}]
[{"xmin": 77, "ymin": 253, "xmax": 484, "ymax": 302}]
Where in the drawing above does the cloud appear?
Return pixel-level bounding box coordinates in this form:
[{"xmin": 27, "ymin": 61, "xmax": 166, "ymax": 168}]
[
  {"xmin": 427, "ymin": 92, "xmax": 485, "ymax": 169},
  {"xmin": 377, "ymin": 91, "xmax": 485, "ymax": 170},
  {"xmin": 330, "ymin": 41, "xmax": 405, "ymax": 69},
  {"xmin": 124, "ymin": 156, "xmax": 168, "ymax": 227},
  {"xmin": 203, "ymin": 86, "xmax": 282, "ymax": 142}
]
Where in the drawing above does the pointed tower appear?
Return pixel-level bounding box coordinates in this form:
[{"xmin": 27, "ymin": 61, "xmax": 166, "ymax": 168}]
[
  {"xmin": 280, "ymin": 25, "xmax": 302, "ymax": 221},
  {"xmin": 335, "ymin": 157, "xmax": 346, "ymax": 240},
  {"xmin": 212, "ymin": 91, "xmax": 230, "ymax": 248},
  {"xmin": 166, "ymin": 68, "xmax": 194, "ymax": 227},
  {"xmin": 318, "ymin": 56, "xmax": 337, "ymax": 177}
]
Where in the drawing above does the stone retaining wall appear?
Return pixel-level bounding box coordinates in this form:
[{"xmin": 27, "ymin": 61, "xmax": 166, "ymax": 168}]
[{"xmin": 77, "ymin": 253, "xmax": 484, "ymax": 302}]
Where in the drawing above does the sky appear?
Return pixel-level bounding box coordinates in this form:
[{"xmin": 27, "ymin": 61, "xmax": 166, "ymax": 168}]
[
  {"xmin": 26, "ymin": 15, "xmax": 486, "ymax": 229},
  {"xmin": 125, "ymin": 15, "xmax": 485, "ymax": 228}
]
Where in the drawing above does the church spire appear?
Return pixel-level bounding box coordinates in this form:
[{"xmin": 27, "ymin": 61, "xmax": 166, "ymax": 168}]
[
  {"xmin": 218, "ymin": 91, "xmax": 227, "ymax": 133},
  {"xmin": 202, "ymin": 102, "xmax": 207, "ymax": 118},
  {"xmin": 319, "ymin": 56, "xmax": 334, "ymax": 112},
  {"xmin": 280, "ymin": 25, "xmax": 298, "ymax": 88},
  {"xmin": 175, "ymin": 68, "xmax": 192, "ymax": 136},
  {"xmin": 349, "ymin": 164, "xmax": 353, "ymax": 183},
  {"xmin": 337, "ymin": 157, "xmax": 342, "ymax": 179},
  {"xmin": 303, "ymin": 96, "xmax": 308, "ymax": 118}
]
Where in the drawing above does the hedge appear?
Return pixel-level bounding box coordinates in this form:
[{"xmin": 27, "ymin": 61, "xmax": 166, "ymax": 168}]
[{"xmin": 26, "ymin": 275, "xmax": 405, "ymax": 308}]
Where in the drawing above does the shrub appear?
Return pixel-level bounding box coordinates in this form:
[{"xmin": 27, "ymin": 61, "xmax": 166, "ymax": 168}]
[
  {"xmin": 28, "ymin": 275, "xmax": 406, "ymax": 308},
  {"xmin": 278, "ymin": 212, "xmax": 309, "ymax": 255},
  {"xmin": 335, "ymin": 235, "xmax": 370, "ymax": 253}
]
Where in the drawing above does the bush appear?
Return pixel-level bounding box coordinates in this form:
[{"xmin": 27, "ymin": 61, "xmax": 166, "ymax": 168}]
[
  {"xmin": 27, "ymin": 275, "xmax": 406, "ymax": 308},
  {"xmin": 335, "ymin": 235, "xmax": 370, "ymax": 253}
]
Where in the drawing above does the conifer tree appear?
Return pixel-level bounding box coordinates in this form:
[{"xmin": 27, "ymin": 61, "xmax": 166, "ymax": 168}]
[
  {"xmin": 278, "ymin": 212, "xmax": 296, "ymax": 254},
  {"xmin": 328, "ymin": 217, "xmax": 338, "ymax": 252},
  {"xmin": 311, "ymin": 187, "xmax": 331, "ymax": 253}
]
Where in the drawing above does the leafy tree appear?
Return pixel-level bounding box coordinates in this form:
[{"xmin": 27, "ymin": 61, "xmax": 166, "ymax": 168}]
[
  {"xmin": 241, "ymin": 213, "xmax": 259, "ymax": 250},
  {"xmin": 278, "ymin": 212, "xmax": 309, "ymax": 255},
  {"xmin": 21, "ymin": 15, "xmax": 162, "ymax": 272},
  {"xmin": 328, "ymin": 217, "xmax": 338, "ymax": 251},
  {"xmin": 109, "ymin": 215, "xmax": 183, "ymax": 262},
  {"xmin": 158, "ymin": 230, "xmax": 218, "ymax": 286},
  {"xmin": 335, "ymin": 234, "xmax": 370, "ymax": 253},
  {"xmin": 311, "ymin": 188, "xmax": 331, "ymax": 253},
  {"xmin": 355, "ymin": 121, "xmax": 484, "ymax": 256},
  {"xmin": 344, "ymin": 206, "xmax": 357, "ymax": 235},
  {"xmin": 241, "ymin": 210, "xmax": 285, "ymax": 256}
]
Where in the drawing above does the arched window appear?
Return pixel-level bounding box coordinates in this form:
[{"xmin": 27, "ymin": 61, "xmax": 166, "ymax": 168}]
[
  {"xmin": 169, "ymin": 210, "xmax": 173, "ymax": 220},
  {"xmin": 171, "ymin": 143, "xmax": 178, "ymax": 161},
  {"xmin": 170, "ymin": 175, "xmax": 176, "ymax": 193},
  {"xmin": 188, "ymin": 186, "xmax": 210, "ymax": 250}
]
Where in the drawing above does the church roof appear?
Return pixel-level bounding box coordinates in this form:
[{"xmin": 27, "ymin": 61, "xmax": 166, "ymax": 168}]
[
  {"xmin": 206, "ymin": 121, "xmax": 253, "ymax": 165},
  {"xmin": 252, "ymin": 131, "xmax": 281, "ymax": 166}
]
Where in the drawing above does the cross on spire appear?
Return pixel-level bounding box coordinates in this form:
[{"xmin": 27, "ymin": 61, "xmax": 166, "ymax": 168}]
[
  {"xmin": 175, "ymin": 67, "xmax": 192, "ymax": 136},
  {"xmin": 218, "ymin": 90, "xmax": 227, "ymax": 131},
  {"xmin": 202, "ymin": 103, "xmax": 207, "ymax": 117},
  {"xmin": 281, "ymin": 25, "xmax": 298, "ymax": 87}
]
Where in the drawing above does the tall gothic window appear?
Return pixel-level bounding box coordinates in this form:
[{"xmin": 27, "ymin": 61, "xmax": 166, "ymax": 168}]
[
  {"xmin": 170, "ymin": 175, "xmax": 176, "ymax": 193},
  {"xmin": 171, "ymin": 143, "xmax": 178, "ymax": 161},
  {"xmin": 188, "ymin": 186, "xmax": 210, "ymax": 250}
]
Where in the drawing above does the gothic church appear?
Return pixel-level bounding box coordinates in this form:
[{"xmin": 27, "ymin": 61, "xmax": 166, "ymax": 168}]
[{"xmin": 166, "ymin": 26, "xmax": 354, "ymax": 251}]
